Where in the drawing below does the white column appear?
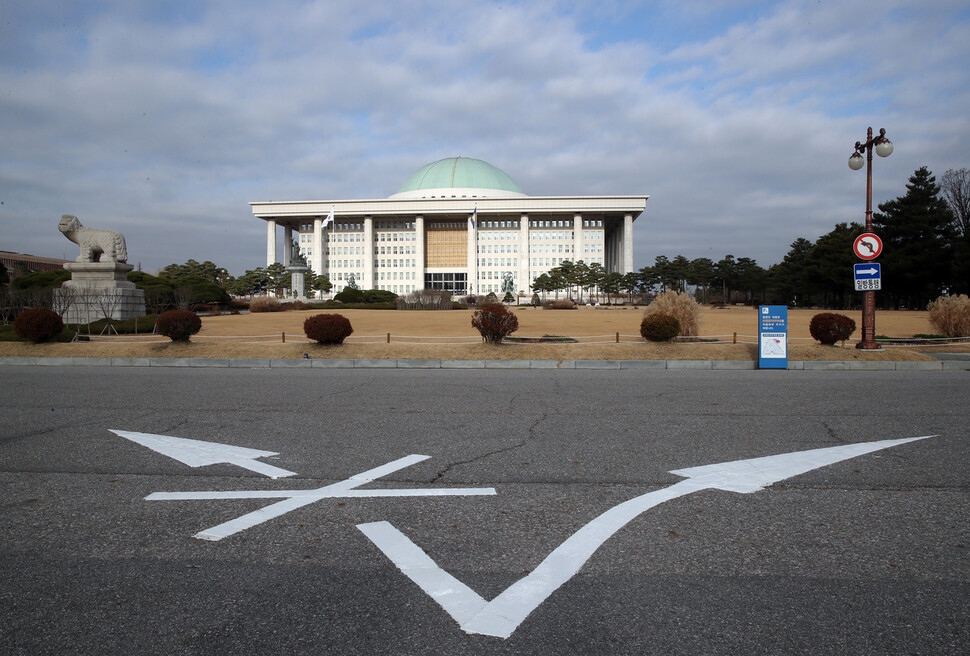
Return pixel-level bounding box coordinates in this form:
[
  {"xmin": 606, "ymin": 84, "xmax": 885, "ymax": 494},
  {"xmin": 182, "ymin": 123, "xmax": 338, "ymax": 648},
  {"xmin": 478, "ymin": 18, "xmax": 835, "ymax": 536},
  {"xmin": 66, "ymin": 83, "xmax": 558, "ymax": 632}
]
[
  {"xmin": 623, "ymin": 213, "xmax": 634, "ymax": 274},
  {"xmin": 573, "ymin": 214, "xmax": 584, "ymax": 264},
  {"xmin": 312, "ymin": 217, "xmax": 323, "ymax": 276},
  {"xmin": 363, "ymin": 216, "xmax": 374, "ymax": 289},
  {"xmin": 283, "ymin": 225, "xmax": 293, "ymax": 264},
  {"xmin": 415, "ymin": 215, "xmax": 425, "ymax": 293},
  {"xmin": 467, "ymin": 213, "xmax": 478, "ymax": 295},
  {"xmin": 519, "ymin": 214, "xmax": 530, "ymax": 294},
  {"xmin": 266, "ymin": 219, "xmax": 277, "ymax": 266}
]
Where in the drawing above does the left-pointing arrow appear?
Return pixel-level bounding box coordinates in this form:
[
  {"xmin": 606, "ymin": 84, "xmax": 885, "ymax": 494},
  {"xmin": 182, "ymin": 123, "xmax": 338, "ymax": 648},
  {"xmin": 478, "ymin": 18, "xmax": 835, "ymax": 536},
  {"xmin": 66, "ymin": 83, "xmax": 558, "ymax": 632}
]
[{"xmin": 110, "ymin": 429, "xmax": 296, "ymax": 478}]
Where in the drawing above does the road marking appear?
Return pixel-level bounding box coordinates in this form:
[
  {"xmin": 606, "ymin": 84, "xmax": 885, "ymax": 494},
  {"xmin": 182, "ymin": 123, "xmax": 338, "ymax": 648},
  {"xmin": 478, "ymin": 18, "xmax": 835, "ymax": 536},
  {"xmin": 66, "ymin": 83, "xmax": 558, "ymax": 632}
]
[
  {"xmin": 111, "ymin": 429, "xmax": 297, "ymax": 478},
  {"xmin": 145, "ymin": 454, "xmax": 496, "ymax": 541},
  {"xmin": 358, "ymin": 436, "xmax": 933, "ymax": 639}
]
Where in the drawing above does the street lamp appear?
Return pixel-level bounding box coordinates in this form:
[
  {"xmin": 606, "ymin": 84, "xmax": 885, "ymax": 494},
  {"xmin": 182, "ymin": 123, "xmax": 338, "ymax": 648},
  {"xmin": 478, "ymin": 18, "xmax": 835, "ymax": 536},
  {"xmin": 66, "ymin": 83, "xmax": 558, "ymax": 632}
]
[{"xmin": 848, "ymin": 127, "xmax": 892, "ymax": 350}]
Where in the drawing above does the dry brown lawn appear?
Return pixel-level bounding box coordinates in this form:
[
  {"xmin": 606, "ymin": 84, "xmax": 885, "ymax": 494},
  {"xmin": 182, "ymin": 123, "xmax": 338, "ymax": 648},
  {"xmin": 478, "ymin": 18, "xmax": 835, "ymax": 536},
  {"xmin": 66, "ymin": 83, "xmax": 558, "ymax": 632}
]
[{"xmin": 3, "ymin": 305, "xmax": 964, "ymax": 361}]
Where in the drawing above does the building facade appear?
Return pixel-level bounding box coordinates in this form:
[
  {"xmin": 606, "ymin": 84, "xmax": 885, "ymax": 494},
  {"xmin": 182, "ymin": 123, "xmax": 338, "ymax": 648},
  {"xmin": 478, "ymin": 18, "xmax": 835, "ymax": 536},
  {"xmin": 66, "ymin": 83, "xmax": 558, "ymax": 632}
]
[{"xmin": 251, "ymin": 157, "xmax": 647, "ymax": 296}]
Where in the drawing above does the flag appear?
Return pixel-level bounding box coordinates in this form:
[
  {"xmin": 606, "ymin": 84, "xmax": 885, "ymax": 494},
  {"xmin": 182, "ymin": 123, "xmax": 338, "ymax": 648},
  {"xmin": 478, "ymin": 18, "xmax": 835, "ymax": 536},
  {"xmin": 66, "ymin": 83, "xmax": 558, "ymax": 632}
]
[
  {"xmin": 322, "ymin": 208, "xmax": 334, "ymax": 228},
  {"xmin": 470, "ymin": 207, "xmax": 477, "ymax": 229}
]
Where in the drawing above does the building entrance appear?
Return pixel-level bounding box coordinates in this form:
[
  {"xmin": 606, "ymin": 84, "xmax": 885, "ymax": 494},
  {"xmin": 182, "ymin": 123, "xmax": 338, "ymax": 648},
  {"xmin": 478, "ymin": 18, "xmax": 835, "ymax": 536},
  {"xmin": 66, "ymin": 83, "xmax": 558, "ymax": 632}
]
[{"xmin": 425, "ymin": 272, "xmax": 467, "ymax": 294}]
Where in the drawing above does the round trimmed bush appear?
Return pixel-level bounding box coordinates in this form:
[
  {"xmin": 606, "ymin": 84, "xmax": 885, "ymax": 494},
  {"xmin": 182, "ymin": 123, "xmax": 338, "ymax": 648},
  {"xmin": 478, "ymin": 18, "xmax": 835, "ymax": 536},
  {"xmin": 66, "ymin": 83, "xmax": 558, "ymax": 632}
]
[
  {"xmin": 14, "ymin": 308, "xmax": 64, "ymax": 343},
  {"xmin": 304, "ymin": 313, "xmax": 353, "ymax": 344},
  {"xmin": 809, "ymin": 312, "xmax": 856, "ymax": 345},
  {"xmin": 640, "ymin": 313, "xmax": 680, "ymax": 342},
  {"xmin": 157, "ymin": 310, "xmax": 202, "ymax": 342},
  {"xmin": 334, "ymin": 287, "xmax": 365, "ymax": 304},
  {"xmin": 471, "ymin": 304, "xmax": 519, "ymax": 344}
]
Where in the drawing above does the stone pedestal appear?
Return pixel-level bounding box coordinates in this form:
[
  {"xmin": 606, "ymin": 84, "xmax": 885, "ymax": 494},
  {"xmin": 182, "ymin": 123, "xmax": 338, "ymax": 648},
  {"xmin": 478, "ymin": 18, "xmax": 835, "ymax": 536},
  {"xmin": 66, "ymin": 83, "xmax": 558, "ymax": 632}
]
[
  {"xmin": 286, "ymin": 263, "xmax": 311, "ymax": 301},
  {"xmin": 57, "ymin": 261, "xmax": 146, "ymax": 324}
]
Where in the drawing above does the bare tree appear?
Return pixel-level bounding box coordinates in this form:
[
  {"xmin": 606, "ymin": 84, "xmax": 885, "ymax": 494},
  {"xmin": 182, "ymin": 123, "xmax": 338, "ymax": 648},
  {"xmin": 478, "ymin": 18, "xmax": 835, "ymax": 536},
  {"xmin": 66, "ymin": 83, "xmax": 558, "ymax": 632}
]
[
  {"xmin": 51, "ymin": 287, "xmax": 79, "ymax": 331},
  {"xmin": 90, "ymin": 290, "xmax": 122, "ymax": 335},
  {"xmin": 0, "ymin": 286, "xmax": 20, "ymax": 325},
  {"xmin": 172, "ymin": 286, "xmax": 195, "ymax": 311},
  {"xmin": 941, "ymin": 168, "xmax": 970, "ymax": 238}
]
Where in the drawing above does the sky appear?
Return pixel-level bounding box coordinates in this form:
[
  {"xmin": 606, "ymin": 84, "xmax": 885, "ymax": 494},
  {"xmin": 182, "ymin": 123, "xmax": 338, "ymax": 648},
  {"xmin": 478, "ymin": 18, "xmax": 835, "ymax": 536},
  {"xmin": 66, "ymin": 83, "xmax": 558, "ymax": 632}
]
[{"xmin": 2, "ymin": 0, "xmax": 969, "ymax": 276}]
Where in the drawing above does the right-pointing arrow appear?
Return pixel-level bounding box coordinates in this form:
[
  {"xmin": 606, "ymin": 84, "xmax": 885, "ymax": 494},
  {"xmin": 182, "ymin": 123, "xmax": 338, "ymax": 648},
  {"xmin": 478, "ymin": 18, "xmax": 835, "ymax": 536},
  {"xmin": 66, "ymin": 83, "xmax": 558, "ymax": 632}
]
[{"xmin": 360, "ymin": 435, "xmax": 934, "ymax": 639}]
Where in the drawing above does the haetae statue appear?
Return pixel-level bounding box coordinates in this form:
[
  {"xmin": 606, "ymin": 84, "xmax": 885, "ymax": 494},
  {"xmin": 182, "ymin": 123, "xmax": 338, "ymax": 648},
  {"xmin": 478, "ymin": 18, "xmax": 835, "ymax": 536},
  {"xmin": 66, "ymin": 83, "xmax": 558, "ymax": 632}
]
[{"xmin": 58, "ymin": 214, "xmax": 128, "ymax": 263}]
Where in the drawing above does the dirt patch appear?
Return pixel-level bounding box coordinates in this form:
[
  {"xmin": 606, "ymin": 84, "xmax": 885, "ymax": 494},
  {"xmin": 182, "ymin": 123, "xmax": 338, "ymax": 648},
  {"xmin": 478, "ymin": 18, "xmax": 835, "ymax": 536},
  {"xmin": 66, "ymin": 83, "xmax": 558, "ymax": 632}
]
[{"xmin": 3, "ymin": 306, "xmax": 960, "ymax": 361}]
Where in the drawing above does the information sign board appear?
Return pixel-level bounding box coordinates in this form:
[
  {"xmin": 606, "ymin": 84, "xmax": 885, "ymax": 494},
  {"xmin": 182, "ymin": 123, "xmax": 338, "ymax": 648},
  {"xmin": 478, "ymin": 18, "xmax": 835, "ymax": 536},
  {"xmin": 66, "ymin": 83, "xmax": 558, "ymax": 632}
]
[
  {"xmin": 758, "ymin": 305, "xmax": 788, "ymax": 369},
  {"xmin": 854, "ymin": 263, "xmax": 882, "ymax": 291}
]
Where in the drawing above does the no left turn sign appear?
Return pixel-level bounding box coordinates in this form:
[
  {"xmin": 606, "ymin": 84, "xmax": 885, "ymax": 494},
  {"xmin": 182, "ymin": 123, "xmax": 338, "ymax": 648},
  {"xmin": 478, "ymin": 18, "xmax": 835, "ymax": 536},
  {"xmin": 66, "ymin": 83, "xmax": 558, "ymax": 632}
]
[{"xmin": 853, "ymin": 232, "xmax": 883, "ymax": 260}]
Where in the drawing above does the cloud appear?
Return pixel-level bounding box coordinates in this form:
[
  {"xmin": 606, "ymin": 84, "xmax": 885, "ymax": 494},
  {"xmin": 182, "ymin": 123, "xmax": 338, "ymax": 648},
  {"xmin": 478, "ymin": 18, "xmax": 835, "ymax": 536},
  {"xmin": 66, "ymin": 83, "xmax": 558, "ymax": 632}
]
[{"xmin": 1, "ymin": 0, "xmax": 968, "ymax": 276}]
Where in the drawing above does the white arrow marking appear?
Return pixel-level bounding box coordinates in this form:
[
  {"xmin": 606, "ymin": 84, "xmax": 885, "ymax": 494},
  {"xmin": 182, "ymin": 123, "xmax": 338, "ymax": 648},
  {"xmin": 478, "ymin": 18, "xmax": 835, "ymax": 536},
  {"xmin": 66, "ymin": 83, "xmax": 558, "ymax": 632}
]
[
  {"xmin": 358, "ymin": 435, "xmax": 933, "ymax": 639},
  {"xmin": 111, "ymin": 429, "xmax": 297, "ymax": 478},
  {"xmin": 145, "ymin": 454, "xmax": 496, "ymax": 541},
  {"xmin": 856, "ymin": 267, "xmax": 878, "ymax": 276}
]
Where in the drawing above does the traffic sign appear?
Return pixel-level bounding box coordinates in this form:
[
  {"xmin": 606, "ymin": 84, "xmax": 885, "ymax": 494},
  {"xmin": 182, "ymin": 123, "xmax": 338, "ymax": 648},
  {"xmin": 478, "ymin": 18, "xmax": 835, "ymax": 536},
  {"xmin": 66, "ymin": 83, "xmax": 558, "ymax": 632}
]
[
  {"xmin": 853, "ymin": 232, "xmax": 883, "ymax": 260},
  {"xmin": 854, "ymin": 263, "xmax": 882, "ymax": 291}
]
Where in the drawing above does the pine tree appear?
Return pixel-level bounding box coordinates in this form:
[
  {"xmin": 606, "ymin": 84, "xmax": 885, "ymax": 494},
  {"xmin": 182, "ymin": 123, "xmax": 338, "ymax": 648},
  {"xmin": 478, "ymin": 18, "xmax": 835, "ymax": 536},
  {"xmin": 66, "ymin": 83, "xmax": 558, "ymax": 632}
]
[{"xmin": 873, "ymin": 167, "xmax": 956, "ymax": 308}]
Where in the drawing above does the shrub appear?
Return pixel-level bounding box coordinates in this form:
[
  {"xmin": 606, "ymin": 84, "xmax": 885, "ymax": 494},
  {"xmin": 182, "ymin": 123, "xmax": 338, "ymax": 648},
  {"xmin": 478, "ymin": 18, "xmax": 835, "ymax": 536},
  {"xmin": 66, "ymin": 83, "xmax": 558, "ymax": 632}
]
[
  {"xmin": 927, "ymin": 294, "xmax": 970, "ymax": 337},
  {"xmin": 334, "ymin": 287, "xmax": 365, "ymax": 304},
  {"xmin": 809, "ymin": 312, "xmax": 856, "ymax": 345},
  {"xmin": 280, "ymin": 300, "xmax": 313, "ymax": 311},
  {"xmin": 156, "ymin": 310, "xmax": 202, "ymax": 342},
  {"xmin": 304, "ymin": 313, "xmax": 353, "ymax": 344},
  {"xmin": 642, "ymin": 291, "xmax": 700, "ymax": 337},
  {"xmin": 396, "ymin": 289, "xmax": 453, "ymax": 310},
  {"xmin": 471, "ymin": 304, "xmax": 519, "ymax": 344},
  {"xmin": 361, "ymin": 289, "xmax": 398, "ymax": 304},
  {"xmin": 249, "ymin": 297, "xmax": 283, "ymax": 313},
  {"xmin": 543, "ymin": 299, "xmax": 577, "ymax": 310},
  {"xmin": 14, "ymin": 308, "xmax": 64, "ymax": 343},
  {"xmin": 640, "ymin": 313, "xmax": 680, "ymax": 342}
]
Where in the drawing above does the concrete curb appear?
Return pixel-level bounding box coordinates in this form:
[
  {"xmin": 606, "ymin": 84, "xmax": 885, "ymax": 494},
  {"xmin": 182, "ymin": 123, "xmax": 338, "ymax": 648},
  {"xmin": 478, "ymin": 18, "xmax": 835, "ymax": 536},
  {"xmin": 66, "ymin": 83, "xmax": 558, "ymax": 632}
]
[{"xmin": 1, "ymin": 356, "xmax": 966, "ymax": 370}]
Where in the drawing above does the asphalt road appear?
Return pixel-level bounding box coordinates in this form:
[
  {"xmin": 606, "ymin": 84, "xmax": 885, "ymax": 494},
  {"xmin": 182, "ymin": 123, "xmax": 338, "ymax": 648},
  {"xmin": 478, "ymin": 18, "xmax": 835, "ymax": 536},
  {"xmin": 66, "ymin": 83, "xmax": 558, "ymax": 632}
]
[{"xmin": 1, "ymin": 366, "xmax": 967, "ymax": 655}]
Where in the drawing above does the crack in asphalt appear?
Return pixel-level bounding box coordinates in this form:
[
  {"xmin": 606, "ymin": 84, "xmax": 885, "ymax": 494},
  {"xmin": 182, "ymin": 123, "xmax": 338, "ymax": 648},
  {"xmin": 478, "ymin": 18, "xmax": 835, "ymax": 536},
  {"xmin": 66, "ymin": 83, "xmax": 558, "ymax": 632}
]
[{"xmin": 428, "ymin": 411, "xmax": 550, "ymax": 485}]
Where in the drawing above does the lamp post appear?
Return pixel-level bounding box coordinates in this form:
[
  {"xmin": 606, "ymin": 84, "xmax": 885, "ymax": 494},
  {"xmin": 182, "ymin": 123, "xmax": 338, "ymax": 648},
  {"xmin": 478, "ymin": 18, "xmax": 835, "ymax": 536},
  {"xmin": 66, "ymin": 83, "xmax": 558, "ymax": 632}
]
[{"xmin": 848, "ymin": 127, "xmax": 893, "ymax": 350}]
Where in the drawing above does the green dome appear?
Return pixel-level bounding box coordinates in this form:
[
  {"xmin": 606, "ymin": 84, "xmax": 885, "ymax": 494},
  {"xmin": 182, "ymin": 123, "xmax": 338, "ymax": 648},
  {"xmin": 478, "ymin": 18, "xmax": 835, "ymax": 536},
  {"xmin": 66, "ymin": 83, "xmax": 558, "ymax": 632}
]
[{"xmin": 391, "ymin": 157, "xmax": 525, "ymax": 198}]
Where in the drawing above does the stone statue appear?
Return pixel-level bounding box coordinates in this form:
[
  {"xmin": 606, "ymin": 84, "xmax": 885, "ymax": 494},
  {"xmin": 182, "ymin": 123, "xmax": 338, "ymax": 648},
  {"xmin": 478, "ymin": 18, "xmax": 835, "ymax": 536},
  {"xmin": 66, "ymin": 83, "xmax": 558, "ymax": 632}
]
[
  {"xmin": 55, "ymin": 214, "xmax": 145, "ymax": 324},
  {"xmin": 288, "ymin": 244, "xmax": 308, "ymax": 267},
  {"xmin": 501, "ymin": 271, "xmax": 515, "ymax": 294},
  {"xmin": 58, "ymin": 214, "xmax": 128, "ymax": 263}
]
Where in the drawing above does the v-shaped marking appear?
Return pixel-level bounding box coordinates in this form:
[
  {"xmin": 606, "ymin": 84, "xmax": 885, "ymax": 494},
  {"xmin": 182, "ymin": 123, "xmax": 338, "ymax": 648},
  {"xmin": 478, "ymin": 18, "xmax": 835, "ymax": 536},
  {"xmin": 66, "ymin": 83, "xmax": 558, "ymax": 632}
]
[{"xmin": 359, "ymin": 436, "xmax": 932, "ymax": 638}]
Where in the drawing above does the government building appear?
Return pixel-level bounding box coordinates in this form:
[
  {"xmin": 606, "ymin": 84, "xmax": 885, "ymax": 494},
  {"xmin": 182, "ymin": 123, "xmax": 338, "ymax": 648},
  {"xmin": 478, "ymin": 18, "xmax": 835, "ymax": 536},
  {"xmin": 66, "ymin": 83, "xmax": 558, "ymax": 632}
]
[{"xmin": 251, "ymin": 157, "xmax": 647, "ymax": 297}]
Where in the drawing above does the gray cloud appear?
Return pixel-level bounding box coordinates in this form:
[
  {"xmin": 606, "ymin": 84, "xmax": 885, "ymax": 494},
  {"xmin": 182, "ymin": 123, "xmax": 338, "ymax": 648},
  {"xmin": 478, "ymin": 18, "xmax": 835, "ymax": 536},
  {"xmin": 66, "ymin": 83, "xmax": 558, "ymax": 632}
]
[{"xmin": 1, "ymin": 0, "xmax": 968, "ymax": 276}]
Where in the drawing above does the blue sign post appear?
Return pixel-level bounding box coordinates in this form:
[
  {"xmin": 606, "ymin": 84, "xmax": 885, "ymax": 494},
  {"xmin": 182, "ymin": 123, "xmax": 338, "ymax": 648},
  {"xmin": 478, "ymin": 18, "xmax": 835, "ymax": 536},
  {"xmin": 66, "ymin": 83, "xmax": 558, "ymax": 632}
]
[
  {"xmin": 758, "ymin": 305, "xmax": 788, "ymax": 369},
  {"xmin": 853, "ymin": 262, "xmax": 882, "ymax": 291}
]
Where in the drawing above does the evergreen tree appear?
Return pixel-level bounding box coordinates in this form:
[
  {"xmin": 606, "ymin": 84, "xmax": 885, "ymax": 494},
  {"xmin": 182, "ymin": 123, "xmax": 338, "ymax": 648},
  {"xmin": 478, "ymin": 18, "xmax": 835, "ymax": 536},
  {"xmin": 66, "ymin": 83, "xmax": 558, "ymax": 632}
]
[
  {"xmin": 873, "ymin": 167, "xmax": 956, "ymax": 308},
  {"xmin": 803, "ymin": 222, "xmax": 863, "ymax": 308},
  {"xmin": 712, "ymin": 255, "xmax": 738, "ymax": 303},
  {"xmin": 686, "ymin": 258, "xmax": 714, "ymax": 303},
  {"xmin": 768, "ymin": 238, "xmax": 814, "ymax": 306}
]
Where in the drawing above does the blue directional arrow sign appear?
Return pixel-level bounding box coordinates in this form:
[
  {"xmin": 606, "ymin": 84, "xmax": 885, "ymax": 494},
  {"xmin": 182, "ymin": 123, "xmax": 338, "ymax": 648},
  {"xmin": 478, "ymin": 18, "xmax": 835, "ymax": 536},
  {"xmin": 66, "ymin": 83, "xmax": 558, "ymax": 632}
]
[{"xmin": 854, "ymin": 263, "xmax": 881, "ymax": 291}]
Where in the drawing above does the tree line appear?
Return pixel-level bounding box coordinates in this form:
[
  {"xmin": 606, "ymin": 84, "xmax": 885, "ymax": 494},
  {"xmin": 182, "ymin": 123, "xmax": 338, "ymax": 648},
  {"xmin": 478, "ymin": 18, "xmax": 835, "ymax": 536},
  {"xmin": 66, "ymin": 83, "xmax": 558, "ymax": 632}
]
[
  {"xmin": 157, "ymin": 260, "xmax": 333, "ymax": 298},
  {"xmin": 565, "ymin": 166, "xmax": 968, "ymax": 309},
  {"xmin": 138, "ymin": 166, "xmax": 970, "ymax": 309}
]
